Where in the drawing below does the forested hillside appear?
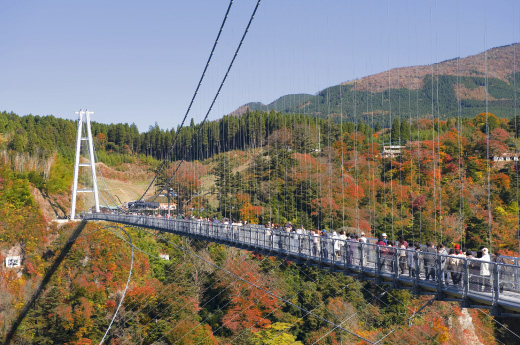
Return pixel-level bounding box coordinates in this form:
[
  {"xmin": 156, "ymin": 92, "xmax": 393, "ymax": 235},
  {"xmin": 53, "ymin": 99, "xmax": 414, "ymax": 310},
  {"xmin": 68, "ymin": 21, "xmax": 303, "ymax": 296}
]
[
  {"xmin": 240, "ymin": 43, "xmax": 520, "ymax": 126},
  {"xmin": 2, "ymin": 104, "xmax": 520, "ymax": 343},
  {"xmin": 2, "ymin": 219, "xmax": 502, "ymax": 344},
  {"xmin": 3, "ymin": 107, "xmax": 520, "ymax": 251},
  {"xmin": 157, "ymin": 111, "xmax": 520, "ymax": 255},
  {"xmin": 0, "ymin": 156, "xmax": 507, "ymax": 344}
]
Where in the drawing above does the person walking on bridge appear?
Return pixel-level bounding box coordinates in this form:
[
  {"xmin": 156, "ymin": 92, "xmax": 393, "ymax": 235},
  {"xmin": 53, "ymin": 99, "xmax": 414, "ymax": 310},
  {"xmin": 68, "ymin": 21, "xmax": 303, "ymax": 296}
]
[
  {"xmin": 437, "ymin": 244, "xmax": 448, "ymax": 284},
  {"xmin": 479, "ymin": 247, "xmax": 492, "ymax": 293},
  {"xmin": 311, "ymin": 230, "xmax": 319, "ymax": 256},
  {"xmin": 407, "ymin": 242, "xmax": 417, "ymax": 277},
  {"xmin": 424, "ymin": 242, "xmax": 437, "ymax": 281},
  {"xmin": 332, "ymin": 231, "xmax": 341, "ymax": 259},
  {"xmin": 376, "ymin": 234, "xmax": 387, "ymax": 271},
  {"xmin": 398, "ymin": 236, "xmax": 408, "ymax": 275},
  {"xmin": 320, "ymin": 230, "xmax": 329, "ymax": 260},
  {"xmin": 446, "ymin": 249, "xmax": 461, "ymax": 286}
]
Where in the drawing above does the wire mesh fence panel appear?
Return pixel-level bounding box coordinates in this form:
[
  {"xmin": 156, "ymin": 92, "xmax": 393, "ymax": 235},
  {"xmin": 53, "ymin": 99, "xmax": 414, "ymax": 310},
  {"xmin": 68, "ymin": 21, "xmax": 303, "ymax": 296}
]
[
  {"xmin": 288, "ymin": 233, "xmax": 299, "ymax": 254},
  {"xmin": 497, "ymin": 260, "xmax": 520, "ymax": 294},
  {"xmin": 348, "ymin": 241, "xmax": 360, "ymax": 267},
  {"xmin": 85, "ymin": 213, "xmax": 520, "ymax": 309},
  {"xmin": 364, "ymin": 244, "xmax": 378, "ymax": 271},
  {"xmin": 395, "ymin": 247, "xmax": 409, "ymax": 278},
  {"xmin": 320, "ymin": 238, "xmax": 334, "ymax": 262},
  {"xmin": 300, "ymin": 235, "xmax": 313, "ymax": 258}
]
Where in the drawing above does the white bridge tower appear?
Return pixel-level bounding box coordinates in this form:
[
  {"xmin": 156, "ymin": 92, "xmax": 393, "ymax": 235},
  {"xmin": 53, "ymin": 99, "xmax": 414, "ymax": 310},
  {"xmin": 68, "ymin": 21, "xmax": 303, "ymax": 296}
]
[{"xmin": 70, "ymin": 109, "xmax": 100, "ymax": 220}]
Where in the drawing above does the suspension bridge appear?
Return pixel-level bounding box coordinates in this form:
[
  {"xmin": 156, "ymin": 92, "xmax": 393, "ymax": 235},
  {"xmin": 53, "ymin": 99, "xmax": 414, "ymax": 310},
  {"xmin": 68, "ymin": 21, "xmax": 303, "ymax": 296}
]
[
  {"xmin": 84, "ymin": 213, "xmax": 520, "ymax": 318},
  {"xmin": 73, "ymin": 0, "xmax": 520, "ymax": 342},
  {"xmin": 6, "ymin": 0, "xmax": 520, "ymax": 344}
]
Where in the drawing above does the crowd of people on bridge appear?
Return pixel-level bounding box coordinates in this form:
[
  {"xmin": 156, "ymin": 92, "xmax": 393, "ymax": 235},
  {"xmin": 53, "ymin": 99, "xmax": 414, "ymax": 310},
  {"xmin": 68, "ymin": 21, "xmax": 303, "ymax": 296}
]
[{"xmin": 124, "ymin": 212, "xmax": 515, "ymax": 292}]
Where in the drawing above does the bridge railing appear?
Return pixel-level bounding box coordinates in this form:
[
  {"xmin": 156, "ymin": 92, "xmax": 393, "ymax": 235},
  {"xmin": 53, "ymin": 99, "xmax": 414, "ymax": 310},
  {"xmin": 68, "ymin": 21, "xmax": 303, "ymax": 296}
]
[{"xmin": 85, "ymin": 213, "xmax": 520, "ymax": 307}]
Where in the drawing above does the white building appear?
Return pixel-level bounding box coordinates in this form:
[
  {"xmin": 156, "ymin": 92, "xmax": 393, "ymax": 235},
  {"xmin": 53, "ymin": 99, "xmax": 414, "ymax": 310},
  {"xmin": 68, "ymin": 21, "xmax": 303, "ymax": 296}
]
[
  {"xmin": 159, "ymin": 203, "xmax": 177, "ymax": 211},
  {"xmin": 381, "ymin": 145, "xmax": 406, "ymax": 158},
  {"xmin": 492, "ymin": 153, "xmax": 520, "ymax": 162}
]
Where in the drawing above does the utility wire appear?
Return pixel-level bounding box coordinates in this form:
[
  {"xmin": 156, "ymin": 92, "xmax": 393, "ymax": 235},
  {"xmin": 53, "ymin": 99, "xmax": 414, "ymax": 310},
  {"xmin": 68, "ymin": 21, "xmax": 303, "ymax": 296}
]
[
  {"xmin": 126, "ymin": 246, "xmax": 275, "ymax": 344},
  {"xmin": 310, "ymin": 290, "xmax": 390, "ymax": 345},
  {"xmin": 139, "ymin": 0, "xmax": 235, "ymax": 202},
  {"xmin": 484, "ymin": 0, "xmax": 493, "ymax": 252},
  {"xmin": 99, "ymin": 226, "xmax": 134, "ymax": 345},
  {"xmin": 171, "ymin": 259, "xmax": 285, "ymax": 345},
  {"xmin": 373, "ymin": 297, "xmax": 435, "ymax": 345},
  {"xmin": 136, "ymin": 225, "xmax": 374, "ymax": 343},
  {"xmin": 477, "ymin": 308, "xmax": 520, "ymax": 341},
  {"xmin": 225, "ymin": 259, "xmax": 368, "ymax": 344},
  {"xmin": 151, "ymin": 0, "xmax": 262, "ymax": 203},
  {"xmin": 115, "ymin": 236, "xmax": 226, "ymax": 336}
]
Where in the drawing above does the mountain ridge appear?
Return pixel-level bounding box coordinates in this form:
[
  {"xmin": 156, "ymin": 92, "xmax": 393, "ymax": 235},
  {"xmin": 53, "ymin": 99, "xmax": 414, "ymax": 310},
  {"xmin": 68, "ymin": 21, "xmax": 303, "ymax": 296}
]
[{"xmin": 234, "ymin": 43, "xmax": 520, "ymax": 124}]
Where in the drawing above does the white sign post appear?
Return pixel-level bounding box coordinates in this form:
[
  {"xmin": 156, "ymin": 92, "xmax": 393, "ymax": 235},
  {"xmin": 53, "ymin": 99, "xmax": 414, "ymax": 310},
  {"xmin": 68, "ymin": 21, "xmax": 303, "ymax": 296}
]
[{"xmin": 5, "ymin": 256, "xmax": 21, "ymax": 268}]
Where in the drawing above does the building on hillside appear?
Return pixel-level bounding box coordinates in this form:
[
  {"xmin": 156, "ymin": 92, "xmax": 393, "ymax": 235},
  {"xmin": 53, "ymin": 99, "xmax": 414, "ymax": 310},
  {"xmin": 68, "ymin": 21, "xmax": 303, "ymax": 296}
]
[
  {"xmin": 127, "ymin": 201, "xmax": 160, "ymax": 210},
  {"xmin": 381, "ymin": 145, "xmax": 406, "ymax": 158},
  {"xmin": 491, "ymin": 153, "xmax": 520, "ymax": 162},
  {"xmin": 99, "ymin": 206, "xmax": 120, "ymax": 213},
  {"xmin": 159, "ymin": 203, "xmax": 177, "ymax": 211},
  {"xmin": 491, "ymin": 153, "xmax": 520, "ymax": 167}
]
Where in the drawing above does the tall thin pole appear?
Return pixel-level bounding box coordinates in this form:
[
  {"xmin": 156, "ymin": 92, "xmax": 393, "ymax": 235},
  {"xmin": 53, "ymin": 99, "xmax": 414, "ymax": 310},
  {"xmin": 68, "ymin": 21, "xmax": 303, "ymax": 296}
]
[
  {"xmin": 70, "ymin": 110, "xmax": 84, "ymax": 220},
  {"xmin": 85, "ymin": 110, "xmax": 100, "ymax": 213}
]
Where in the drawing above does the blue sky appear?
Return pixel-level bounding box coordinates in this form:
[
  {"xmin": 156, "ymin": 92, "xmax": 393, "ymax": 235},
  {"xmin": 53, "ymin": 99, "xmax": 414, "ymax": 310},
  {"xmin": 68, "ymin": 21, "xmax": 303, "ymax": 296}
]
[{"xmin": 0, "ymin": 0, "xmax": 518, "ymax": 131}]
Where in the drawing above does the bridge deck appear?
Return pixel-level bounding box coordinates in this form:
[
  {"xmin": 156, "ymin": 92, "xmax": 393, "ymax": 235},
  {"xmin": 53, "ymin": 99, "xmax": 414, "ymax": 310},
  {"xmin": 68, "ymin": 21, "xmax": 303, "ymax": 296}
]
[{"xmin": 85, "ymin": 213, "xmax": 520, "ymax": 316}]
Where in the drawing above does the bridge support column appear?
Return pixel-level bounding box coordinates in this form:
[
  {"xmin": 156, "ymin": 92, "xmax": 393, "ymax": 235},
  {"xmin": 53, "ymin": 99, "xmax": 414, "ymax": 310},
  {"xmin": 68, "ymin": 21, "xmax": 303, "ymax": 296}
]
[
  {"xmin": 461, "ymin": 259, "xmax": 470, "ymax": 308},
  {"xmin": 413, "ymin": 252, "xmax": 420, "ymax": 295},
  {"xmin": 492, "ymin": 261, "xmax": 500, "ymax": 316},
  {"xmin": 70, "ymin": 109, "xmax": 100, "ymax": 220},
  {"xmin": 374, "ymin": 246, "xmax": 381, "ymax": 285}
]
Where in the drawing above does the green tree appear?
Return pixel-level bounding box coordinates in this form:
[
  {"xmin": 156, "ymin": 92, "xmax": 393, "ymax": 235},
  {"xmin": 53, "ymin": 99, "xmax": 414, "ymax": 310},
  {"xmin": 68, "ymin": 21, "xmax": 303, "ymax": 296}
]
[
  {"xmin": 465, "ymin": 215, "xmax": 489, "ymax": 250},
  {"xmin": 390, "ymin": 118, "xmax": 401, "ymax": 143},
  {"xmin": 249, "ymin": 323, "xmax": 303, "ymax": 345},
  {"xmin": 46, "ymin": 155, "xmax": 73, "ymax": 194},
  {"xmin": 400, "ymin": 119, "xmax": 411, "ymax": 141},
  {"xmin": 509, "ymin": 115, "xmax": 520, "ymax": 136},
  {"xmin": 474, "ymin": 112, "xmax": 499, "ymax": 133}
]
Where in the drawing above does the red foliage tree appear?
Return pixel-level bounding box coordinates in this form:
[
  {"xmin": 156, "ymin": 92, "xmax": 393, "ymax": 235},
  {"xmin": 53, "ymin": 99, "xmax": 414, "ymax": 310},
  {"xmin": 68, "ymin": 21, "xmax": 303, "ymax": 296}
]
[{"xmin": 218, "ymin": 255, "xmax": 281, "ymax": 333}]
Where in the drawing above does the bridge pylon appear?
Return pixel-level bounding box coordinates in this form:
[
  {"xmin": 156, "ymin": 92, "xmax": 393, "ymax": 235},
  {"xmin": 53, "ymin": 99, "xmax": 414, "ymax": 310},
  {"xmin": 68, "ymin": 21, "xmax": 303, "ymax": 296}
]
[{"xmin": 70, "ymin": 109, "xmax": 100, "ymax": 220}]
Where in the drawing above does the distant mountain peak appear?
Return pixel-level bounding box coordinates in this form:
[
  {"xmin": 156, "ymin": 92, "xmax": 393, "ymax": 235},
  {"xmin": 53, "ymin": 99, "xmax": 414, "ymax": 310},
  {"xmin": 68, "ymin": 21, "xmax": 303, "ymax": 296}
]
[
  {"xmin": 230, "ymin": 94, "xmax": 314, "ymax": 116},
  {"xmin": 342, "ymin": 42, "xmax": 520, "ymax": 93},
  {"xmin": 230, "ymin": 43, "xmax": 520, "ymax": 123},
  {"xmin": 229, "ymin": 102, "xmax": 266, "ymax": 117}
]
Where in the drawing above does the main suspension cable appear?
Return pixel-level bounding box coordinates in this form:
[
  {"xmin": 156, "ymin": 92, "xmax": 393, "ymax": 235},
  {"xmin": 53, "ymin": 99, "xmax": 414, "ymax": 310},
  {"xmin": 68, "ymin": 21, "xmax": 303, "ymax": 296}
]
[
  {"xmin": 138, "ymin": 0, "xmax": 235, "ymax": 202},
  {"xmin": 151, "ymin": 0, "xmax": 262, "ymax": 203}
]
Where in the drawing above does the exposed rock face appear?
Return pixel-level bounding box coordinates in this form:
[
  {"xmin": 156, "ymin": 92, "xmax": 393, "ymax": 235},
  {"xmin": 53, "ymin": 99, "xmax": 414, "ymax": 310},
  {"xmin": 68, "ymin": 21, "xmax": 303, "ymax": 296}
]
[
  {"xmin": 458, "ymin": 308, "xmax": 484, "ymax": 345},
  {"xmin": 4, "ymin": 243, "xmax": 24, "ymax": 258},
  {"xmin": 1, "ymin": 243, "xmax": 24, "ymax": 277},
  {"xmin": 31, "ymin": 186, "xmax": 58, "ymax": 222},
  {"xmin": 30, "ymin": 185, "xmax": 70, "ymax": 221}
]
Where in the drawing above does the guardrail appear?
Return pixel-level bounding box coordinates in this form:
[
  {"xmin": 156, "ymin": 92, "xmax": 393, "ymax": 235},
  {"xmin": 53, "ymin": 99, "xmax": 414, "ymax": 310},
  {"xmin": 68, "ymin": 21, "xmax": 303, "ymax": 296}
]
[{"xmin": 85, "ymin": 213, "xmax": 520, "ymax": 316}]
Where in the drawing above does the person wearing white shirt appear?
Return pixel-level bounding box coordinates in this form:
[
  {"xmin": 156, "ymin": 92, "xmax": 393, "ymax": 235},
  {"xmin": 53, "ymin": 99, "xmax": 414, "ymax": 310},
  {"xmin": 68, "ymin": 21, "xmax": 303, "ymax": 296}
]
[
  {"xmin": 479, "ymin": 247, "xmax": 491, "ymax": 292},
  {"xmin": 311, "ymin": 230, "xmax": 319, "ymax": 256},
  {"xmin": 338, "ymin": 230, "xmax": 348, "ymax": 260},
  {"xmin": 332, "ymin": 231, "xmax": 341, "ymax": 259}
]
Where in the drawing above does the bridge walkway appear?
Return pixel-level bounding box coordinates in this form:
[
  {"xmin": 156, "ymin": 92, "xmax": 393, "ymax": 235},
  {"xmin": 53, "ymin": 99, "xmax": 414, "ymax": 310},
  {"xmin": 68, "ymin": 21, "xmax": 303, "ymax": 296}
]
[{"xmin": 85, "ymin": 213, "xmax": 520, "ymax": 317}]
